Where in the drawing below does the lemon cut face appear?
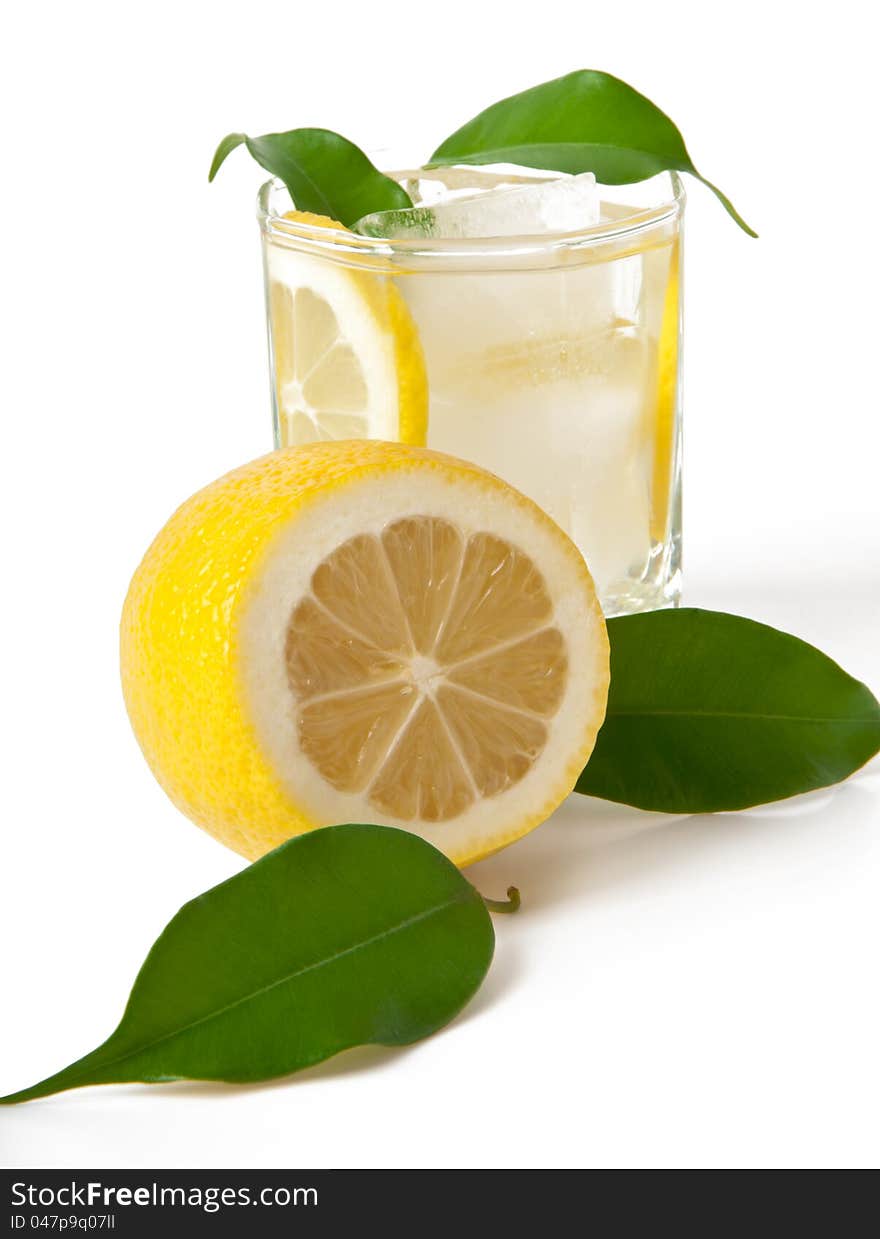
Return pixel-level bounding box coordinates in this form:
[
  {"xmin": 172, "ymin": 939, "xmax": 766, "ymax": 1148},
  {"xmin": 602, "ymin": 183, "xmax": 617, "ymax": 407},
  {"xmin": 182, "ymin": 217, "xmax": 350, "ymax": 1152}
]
[
  {"xmin": 121, "ymin": 442, "xmax": 609, "ymax": 866},
  {"xmin": 267, "ymin": 212, "xmax": 428, "ymax": 448},
  {"xmin": 287, "ymin": 520, "xmax": 568, "ymax": 822}
]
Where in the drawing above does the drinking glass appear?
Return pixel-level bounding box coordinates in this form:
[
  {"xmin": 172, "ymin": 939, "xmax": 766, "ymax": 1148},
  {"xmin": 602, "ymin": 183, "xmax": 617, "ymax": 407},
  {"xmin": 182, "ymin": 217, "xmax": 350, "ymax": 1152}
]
[{"xmin": 258, "ymin": 169, "xmax": 684, "ymax": 616}]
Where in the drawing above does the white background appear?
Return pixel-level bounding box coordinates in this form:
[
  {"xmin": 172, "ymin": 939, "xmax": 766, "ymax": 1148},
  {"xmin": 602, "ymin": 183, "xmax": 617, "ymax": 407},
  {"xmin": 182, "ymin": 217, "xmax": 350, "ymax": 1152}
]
[{"xmin": 1, "ymin": 0, "xmax": 878, "ymax": 1171}]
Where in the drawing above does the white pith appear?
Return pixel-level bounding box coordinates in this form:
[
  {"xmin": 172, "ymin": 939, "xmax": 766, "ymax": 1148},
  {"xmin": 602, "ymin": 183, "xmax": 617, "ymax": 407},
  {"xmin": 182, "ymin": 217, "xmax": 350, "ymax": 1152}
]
[{"xmin": 239, "ymin": 468, "xmax": 607, "ymax": 862}]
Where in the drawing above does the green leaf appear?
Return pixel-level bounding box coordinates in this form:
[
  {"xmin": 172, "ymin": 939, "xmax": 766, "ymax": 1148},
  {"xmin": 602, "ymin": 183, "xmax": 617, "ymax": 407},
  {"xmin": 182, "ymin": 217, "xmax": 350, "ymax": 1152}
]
[
  {"xmin": 429, "ymin": 70, "xmax": 756, "ymax": 237},
  {"xmin": 208, "ymin": 131, "xmax": 246, "ymax": 182},
  {"xmin": 1, "ymin": 825, "xmax": 493, "ymax": 1104},
  {"xmin": 209, "ymin": 128, "xmax": 412, "ymax": 228},
  {"xmin": 576, "ymin": 609, "xmax": 880, "ymax": 813}
]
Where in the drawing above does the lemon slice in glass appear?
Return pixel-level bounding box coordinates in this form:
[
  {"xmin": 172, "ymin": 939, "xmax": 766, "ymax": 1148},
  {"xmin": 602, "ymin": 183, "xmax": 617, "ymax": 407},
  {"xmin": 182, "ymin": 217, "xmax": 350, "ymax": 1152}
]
[{"xmin": 267, "ymin": 212, "xmax": 428, "ymax": 447}]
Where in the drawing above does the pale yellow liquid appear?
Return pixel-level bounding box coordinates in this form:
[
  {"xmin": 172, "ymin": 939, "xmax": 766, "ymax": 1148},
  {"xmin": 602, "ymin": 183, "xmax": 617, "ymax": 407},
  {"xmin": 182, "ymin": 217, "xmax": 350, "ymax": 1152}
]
[{"xmin": 394, "ymin": 235, "xmax": 680, "ymax": 612}]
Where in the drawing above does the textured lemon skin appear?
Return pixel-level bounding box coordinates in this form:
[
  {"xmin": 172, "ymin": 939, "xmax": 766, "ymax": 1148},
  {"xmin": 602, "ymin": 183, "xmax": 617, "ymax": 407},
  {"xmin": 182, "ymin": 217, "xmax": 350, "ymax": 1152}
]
[
  {"xmin": 120, "ymin": 442, "xmax": 608, "ymax": 864},
  {"xmin": 386, "ymin": 281, "xmax": 428, "ymax": 446}
]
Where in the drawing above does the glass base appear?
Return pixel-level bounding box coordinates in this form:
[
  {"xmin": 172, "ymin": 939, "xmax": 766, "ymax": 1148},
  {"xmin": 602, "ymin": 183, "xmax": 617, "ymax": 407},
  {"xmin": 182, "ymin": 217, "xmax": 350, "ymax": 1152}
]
[
  {"xmin": 598, "ymin": 514, "xmax": 682, "ymax": 617},
  {"xmin": 601, "ymin": 567, "xmax": 682, "ymax": 618}
]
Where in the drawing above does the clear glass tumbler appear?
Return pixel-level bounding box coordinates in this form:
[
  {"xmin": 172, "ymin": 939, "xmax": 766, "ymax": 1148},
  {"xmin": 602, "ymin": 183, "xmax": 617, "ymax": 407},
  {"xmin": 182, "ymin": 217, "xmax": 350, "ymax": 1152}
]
[{"xmin": 258, "ymin": 169, "xmax": 684, "ymax": 616}]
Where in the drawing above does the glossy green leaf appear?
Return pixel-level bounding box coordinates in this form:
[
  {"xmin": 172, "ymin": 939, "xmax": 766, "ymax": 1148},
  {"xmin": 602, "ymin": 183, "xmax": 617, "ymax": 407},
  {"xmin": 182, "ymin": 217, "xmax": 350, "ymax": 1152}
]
[
  {"xmin": 577, "ymin": 609, "xmax": 880, "ymax": 812},
  {"xmin": 1, "ymin": 824, "xmax": 494, "ymax": 1104},
  {"xmin": 209, "ymin": 127, "xmax": 412, "ymax": 228},
  {"xmin": 430, "ymin": 70, "xmax": 756, "ymax": 237}
]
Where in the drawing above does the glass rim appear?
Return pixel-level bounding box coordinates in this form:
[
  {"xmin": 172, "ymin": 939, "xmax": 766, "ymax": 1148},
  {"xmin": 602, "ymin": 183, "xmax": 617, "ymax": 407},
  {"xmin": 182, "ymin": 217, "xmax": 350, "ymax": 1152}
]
[{"xmin": 257, "ymin": 171, "xmax": 685, "ymax": 265}]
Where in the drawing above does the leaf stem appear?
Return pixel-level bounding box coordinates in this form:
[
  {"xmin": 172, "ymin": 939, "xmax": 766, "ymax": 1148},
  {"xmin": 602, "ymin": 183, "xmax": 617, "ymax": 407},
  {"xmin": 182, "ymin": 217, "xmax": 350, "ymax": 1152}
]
[{"xmin": 480, "ymin": 886, "xmax": 521, "ymax": 914}]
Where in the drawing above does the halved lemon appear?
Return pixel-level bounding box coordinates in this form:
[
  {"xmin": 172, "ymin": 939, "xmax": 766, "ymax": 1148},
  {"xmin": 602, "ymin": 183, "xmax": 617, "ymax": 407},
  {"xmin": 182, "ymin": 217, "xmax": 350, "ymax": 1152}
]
[
  {"xmin": 267, "ymin": 212, "xmax": 428, "ymax": 447},
  {"xmin": 121, "ymin": 441, "xmax": 609, "ymax": 866}
]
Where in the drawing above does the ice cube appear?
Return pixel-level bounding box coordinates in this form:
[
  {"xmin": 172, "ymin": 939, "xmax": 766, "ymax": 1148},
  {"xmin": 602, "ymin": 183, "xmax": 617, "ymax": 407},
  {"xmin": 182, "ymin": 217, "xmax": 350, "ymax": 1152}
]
[{"xmin": 356, "ymin": 172, "xmax": 600, "ymax": 240}]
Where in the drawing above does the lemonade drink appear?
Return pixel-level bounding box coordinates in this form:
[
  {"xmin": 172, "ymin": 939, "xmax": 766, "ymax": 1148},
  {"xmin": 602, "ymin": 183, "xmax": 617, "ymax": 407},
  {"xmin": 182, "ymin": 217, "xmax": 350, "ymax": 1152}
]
[{"xmin": 259, "ymin": 168, "xmax": 683, "ymax": 616}]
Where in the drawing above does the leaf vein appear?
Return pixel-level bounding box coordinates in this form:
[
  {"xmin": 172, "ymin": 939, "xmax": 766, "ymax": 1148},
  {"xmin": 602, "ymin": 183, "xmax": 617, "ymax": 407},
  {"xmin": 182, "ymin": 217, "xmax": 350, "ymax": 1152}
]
[{"xmin": 69, "ymin": 892, "xmax": 473, "ymax": 1085}]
